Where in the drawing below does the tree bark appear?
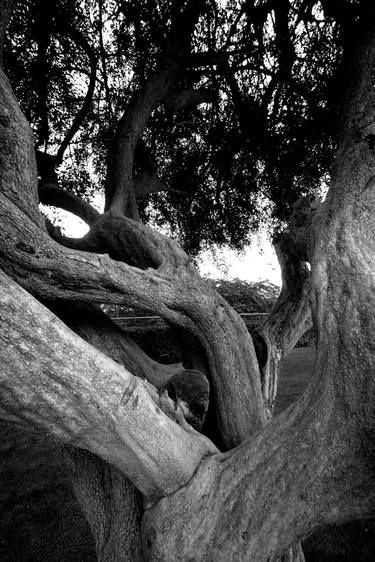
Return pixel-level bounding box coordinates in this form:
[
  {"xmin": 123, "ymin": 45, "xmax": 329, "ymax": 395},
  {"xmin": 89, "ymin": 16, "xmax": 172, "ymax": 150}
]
[
  {"xmin": 104, "ymin": 0, "xmax": 208, "ymax": 218},
  {"xmin": 1, "ymin": 4, "xmax": 375, "ymax": 561},
  {"xmin": 0, "ymin": 68, "xmax": 42, "ymax": 226},
  {"xmin": 61, "ymin": 446, "xmax": 144, "ymax": 561},
  {"xmin": 0, "ymin": 268, "xmax": 217, "ymax": 504},
  {"xmin": 0, "ymin": 183, "xmax": 268, "ymax": 448},
  {"xmin": 39, "ymin": 182, "xmax": 100, "ymax": 226},
  {"xmin": 141, "ymin": 15, "xmax": 375, "ymax": 560},
  {"xmin": 260, "ymin": 196, "xmax": 318, "ymax": 412}
]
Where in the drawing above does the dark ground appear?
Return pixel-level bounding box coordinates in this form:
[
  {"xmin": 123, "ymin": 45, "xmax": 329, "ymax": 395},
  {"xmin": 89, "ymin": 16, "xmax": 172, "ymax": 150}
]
[{"xmin": 0, "ymin": 347, "xmax": 374, "ymax": 560}]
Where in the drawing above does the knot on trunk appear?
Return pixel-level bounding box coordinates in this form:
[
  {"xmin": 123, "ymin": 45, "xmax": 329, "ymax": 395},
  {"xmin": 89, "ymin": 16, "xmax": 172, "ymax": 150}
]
[{"xmin": 162, "ymin": 369, "xmax": 210, "ymax": 431}]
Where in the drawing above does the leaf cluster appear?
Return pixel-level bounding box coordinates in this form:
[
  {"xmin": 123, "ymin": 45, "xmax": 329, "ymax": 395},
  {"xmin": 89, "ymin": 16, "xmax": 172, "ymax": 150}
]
[{"xmin": 4, "ymin": 0, "xmax": 347, "ymax": 253}]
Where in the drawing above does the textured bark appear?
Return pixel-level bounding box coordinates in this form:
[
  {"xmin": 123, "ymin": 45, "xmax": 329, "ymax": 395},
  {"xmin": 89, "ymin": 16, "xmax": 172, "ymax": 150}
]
[
  {"xmin": 0, "ymin": 269, "xmax": 217, "ymax": 503},
  {"xmin": 61, "ymin": 446, "xmax": 144, "ymax": 562},
  {"xmin": 0, "ymin": 191, "xmax": 267, "ymax": 448},
  {"xmin": 0, "ymin": 68, "xmax": 42, "ymax": 226},
  {"xmin": 260, "ymin": 198, "xmax": 318, "ymax": 412},
  {"xmin": 50, "ymin": 301, "xmax": 178, "ymax": 386},
  {"xmin": 142, "ymin": 165, "xmax": 375, "ymax": 561},
  {"xmin": 141, "ymin": 17, "xmax": 375, "ymax": 561},
  {"xmin": 51, "ymin": 303, "xmax": 207, "ymax": 560},
  {"xmin": 52, "ymin": 302, "xmax": 146, "ymax": 561},
  {"xmin": 1, "ymin": 4, "xmax": 375, "ymax": 561}
]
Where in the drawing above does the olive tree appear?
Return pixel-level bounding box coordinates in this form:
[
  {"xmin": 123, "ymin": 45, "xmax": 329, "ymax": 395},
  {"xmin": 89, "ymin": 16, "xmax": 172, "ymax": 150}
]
[{"xmin": 0, "ymin": 1, "xmax": 374, "ymax": 560}]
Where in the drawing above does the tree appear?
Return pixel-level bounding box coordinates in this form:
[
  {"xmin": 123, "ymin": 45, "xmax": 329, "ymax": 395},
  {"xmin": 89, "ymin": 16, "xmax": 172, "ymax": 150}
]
[{"xmin": 0, "ymin": 0, "xmax": 374, "ymax": 560}]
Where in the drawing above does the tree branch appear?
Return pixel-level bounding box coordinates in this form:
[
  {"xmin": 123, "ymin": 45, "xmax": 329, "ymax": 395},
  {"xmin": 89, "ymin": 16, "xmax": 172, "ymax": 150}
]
[
  {"xmin": 144, "ymin": 370, "xmax": 375, "ymax": 559},
  {"xmin": 0, "ymin": 193, "xmax": 267, "ymax": 448},
  {"xmin": 0, "ymin": 68, "xmax": 43, "ymax": 227},
  {"xmin": 54, "ymin": 23, "xmax": 97, "ymax": 165},
  {"xmin": 49, "ymin": 300, "xmax": 181, "ymax": 388},
  {"xmin": 260, "ymin": 196, "xmax": 320, "ymax": 412},
  {"xmin": 0, "ymin": 268, "xmax": 217, "ymax": 503},
  {"xmin": 164, "ymin": 88, "xmax": 215, "ymax": 113},
  {"xmin": 104, "ymin": 0, "xmax": 209, "ymax": 218},
  {"xmin": 39, "ymin": 182, "xmax": 100, "ymax": 226}
]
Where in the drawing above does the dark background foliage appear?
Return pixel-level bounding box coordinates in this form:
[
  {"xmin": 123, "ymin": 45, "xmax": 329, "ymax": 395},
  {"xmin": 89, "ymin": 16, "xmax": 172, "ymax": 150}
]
[{"xmin": 4, "ymin": 0, "xmax": 343, "ymax": 255}]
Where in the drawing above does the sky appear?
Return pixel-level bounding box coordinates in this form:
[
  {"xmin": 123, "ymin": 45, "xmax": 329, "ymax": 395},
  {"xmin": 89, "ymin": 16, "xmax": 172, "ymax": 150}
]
[
  {"xmin": 197, "ymin": 236, "xmax": 281, "ymax": 285},
  {"xmin": 49, "ymin": 208, "xmax": 281, "ymax": 287}
]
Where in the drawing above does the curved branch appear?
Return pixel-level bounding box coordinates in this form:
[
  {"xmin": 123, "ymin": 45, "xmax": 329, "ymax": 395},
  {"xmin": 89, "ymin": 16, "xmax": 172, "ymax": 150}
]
[
  {"xmin": 39, "ymin": 182, "xmax": 100, "ymax": 226},
  {"xmin": 54, "ymin": 24, "xmax": 97, "ymax": 165},
  {"xmin": 49, "ymin": 300, "xmax": 180, "ymax": 388},
  {"xmin": 260, "ymin": 239, "xmax": 311, "ymax": 412},
  {"xmin": 0, "ymin": 68, "xmax": 43, "ymax": 227},
  {"xmin": 0, "ymin": 267, "xmax": 217, "ymax": 503},
  {"xmin": 144, "ymin": 365, "xmax": 375, "ymax": 560},
  {"xmin": 0, "ymin": 195, "xmax": 267, "ymax": 448},
  {"xmin": 104, "ymin": 0, "xmax": 209, "ymax": 217}
]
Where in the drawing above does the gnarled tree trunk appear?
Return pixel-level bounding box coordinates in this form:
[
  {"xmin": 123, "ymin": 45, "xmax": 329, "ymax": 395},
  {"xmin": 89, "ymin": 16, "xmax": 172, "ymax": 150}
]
[{"xmin": 0, "ymin": 3, "xmax": 375, "ymax": 562}]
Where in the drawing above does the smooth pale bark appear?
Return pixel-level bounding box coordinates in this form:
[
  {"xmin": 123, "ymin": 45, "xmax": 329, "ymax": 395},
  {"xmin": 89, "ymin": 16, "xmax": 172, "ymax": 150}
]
[{"xmin": 0, "ymin": 268, "xmax": 217, "ymax": 503}]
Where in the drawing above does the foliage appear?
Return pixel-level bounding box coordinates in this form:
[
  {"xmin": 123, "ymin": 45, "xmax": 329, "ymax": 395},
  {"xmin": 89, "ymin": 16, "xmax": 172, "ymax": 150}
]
[
  {"xmin": 211, "ymin": 278, "xmax": 279, "ymax": 313},
  {"xmin": 4, "ymin": 0, "xmax": 345, "ymax": 254}
]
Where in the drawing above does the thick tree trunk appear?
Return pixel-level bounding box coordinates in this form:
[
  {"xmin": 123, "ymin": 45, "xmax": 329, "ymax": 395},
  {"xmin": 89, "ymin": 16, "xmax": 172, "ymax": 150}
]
[
  {"xmin": 61, "ymin": 446, "xmax": 144, "ymax": 561},
  {"xmin": 1, "ymin": 4, "xmax": 375, "ymax": 562},
  {"xmin": 141, "ymin": 18, "xmax": 375, "ymax": 561},
  {"xmin": 142, "ymin": 168, "xmax": 375, "ymax": 558}
]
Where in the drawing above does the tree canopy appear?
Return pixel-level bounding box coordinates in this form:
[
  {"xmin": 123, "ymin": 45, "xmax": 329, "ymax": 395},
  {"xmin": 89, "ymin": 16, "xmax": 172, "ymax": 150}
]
[
  {"xmin": 1, "ymin": 1, "xmax": 375, "ymax": 561},
  {"xmin": 5, "ymin": 0, "xmax": 341, "ymax": 253}
]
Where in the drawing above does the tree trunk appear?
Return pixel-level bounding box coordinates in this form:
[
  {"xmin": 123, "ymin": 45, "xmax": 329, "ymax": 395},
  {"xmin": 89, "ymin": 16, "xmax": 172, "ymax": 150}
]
[
  {"xmin": 1, "ymin": 4, "xmax": 375, "ymax": 562},
  {"xmin": 141, "ymin": 18, "xmax": 375, "ymax": 561},
  {"xmin": 61, "ymin": 445, "xmax": 144, "ymax": 561}
]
